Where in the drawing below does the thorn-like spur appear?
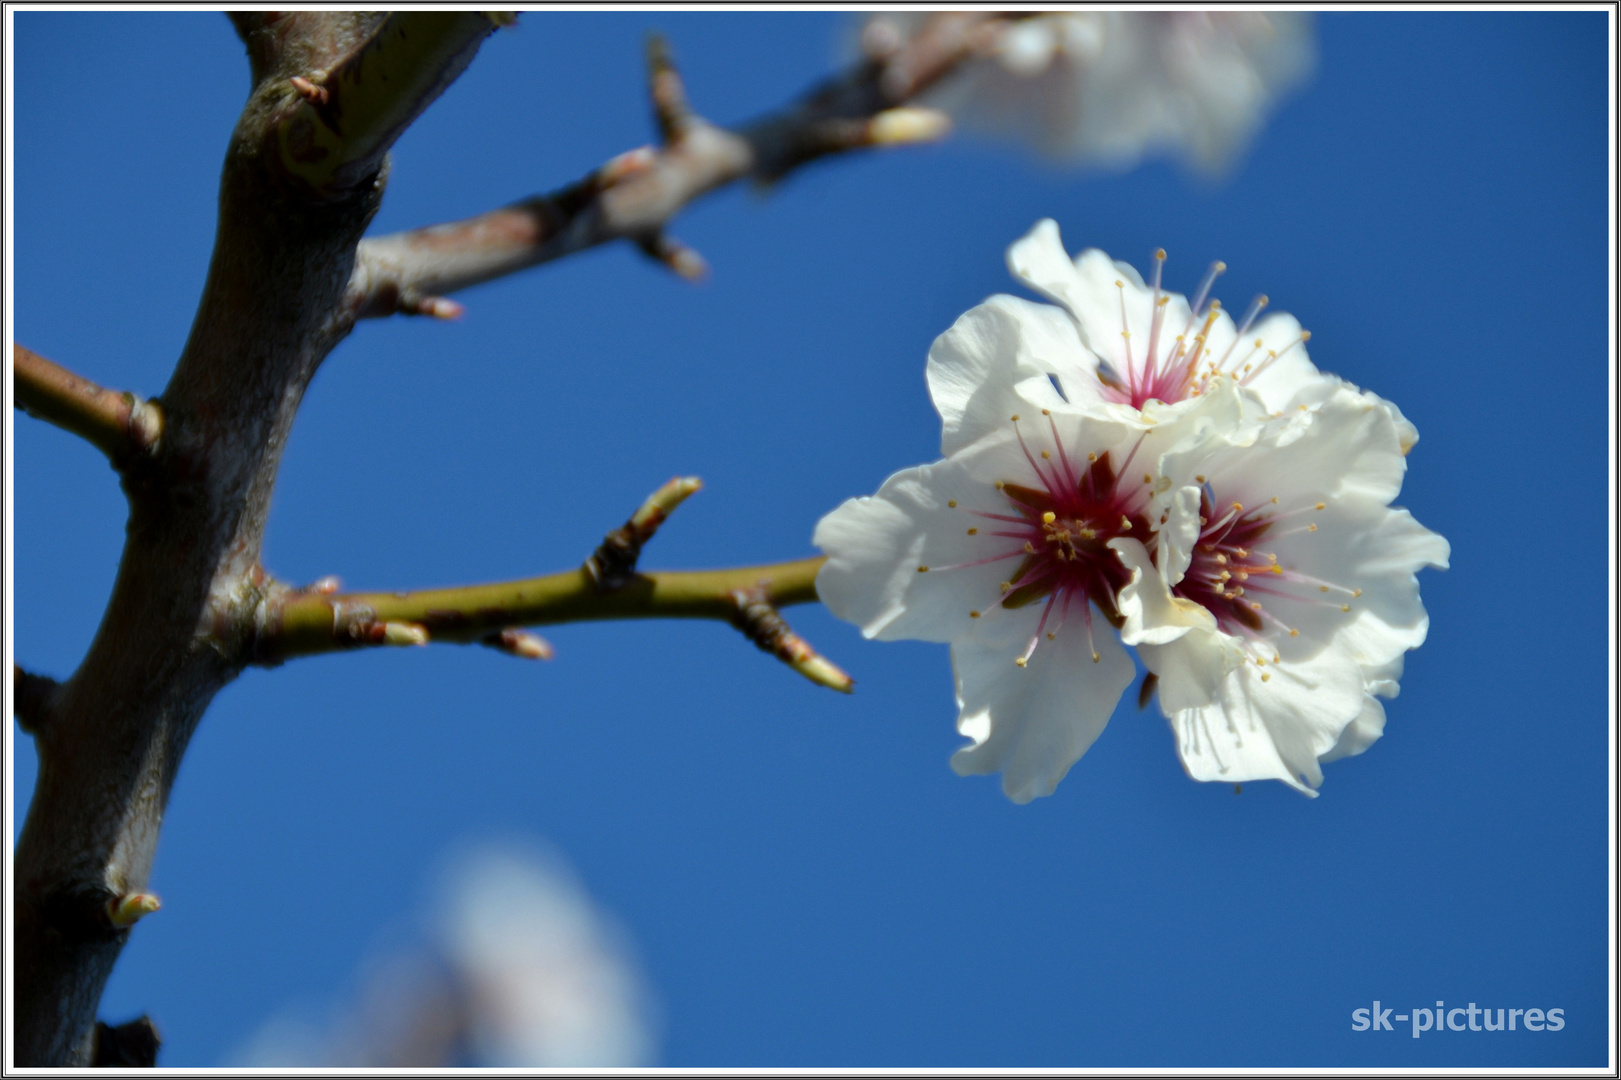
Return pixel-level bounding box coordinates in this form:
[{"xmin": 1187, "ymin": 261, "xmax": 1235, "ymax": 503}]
[
  {"xmin": 646, "ymin": 33, "xmax": 694, "ymax": 143},
  {"xmin": 483, "ymin": 628, "xmax": 555, "ymax": 660},
  {"xmin": 637, "ymin": 231, "xmax": 709, "ymax": 282},
  {"xmin": 730, "ymin": 584, "xmax": 855, "ymax": 694},
  {"xmin": 585, "ymin": 476, "xmax": 704, "ymax": 590}
]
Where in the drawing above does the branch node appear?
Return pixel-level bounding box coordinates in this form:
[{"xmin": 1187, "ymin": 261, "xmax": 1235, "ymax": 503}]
[
  {"xmin": 289, "ymin": 75, "xmax": 329, "ymax": 106},
  {"xmin": 730, "ymin": 585, "xmax": 854, "ymax": 693},
  {"xmin": 382, "ymin": 622, "xmax": 430, "ymax": 647},
  {"xmin": 106, "ymin": 893, "xmax": 161, "ymax": 930},
  {"xmin": 306, "ymin": 575, "xmax": 342, "ymax": 596},
  {"xmin": 596, "ymin": 145, "xmax": 658, "ymax": 191},
  {"xmin": 647, "ymin": 33, "xmax": 695, "ymax": 143},
  {"xmin": 585, "ymin": 476, "xmax": 703, "ymax": 589},
  {"xmin": 402, "ymin": 293, "xmax": 466, "ymax": 320},
  {"xmin": 638, "ymin": 232, "xmax": 710, "ymax": 283},
  {"xmin": 91, "ymin": 1016, "xmax": 162, "ymax": 1068},
  {"xmin": 484, "ymin": 628, "xmax": 555, "ymax": 660},
  {"xmin": 866, "ymin": 107, "xmax": 952, "ymax": 147},
  {"xmin": 14, "ymin": 664, "xmax": 61, "ymax": 736}
]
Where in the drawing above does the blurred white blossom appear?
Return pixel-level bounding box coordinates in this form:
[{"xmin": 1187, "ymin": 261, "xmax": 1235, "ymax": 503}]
[
  {"xmin": 863, "ymin": 12, "xmax": 1314, "ymax": 173},
  {"xmin": 231, "ymin": 842, "xmax": 657, "ymax": 1067}
]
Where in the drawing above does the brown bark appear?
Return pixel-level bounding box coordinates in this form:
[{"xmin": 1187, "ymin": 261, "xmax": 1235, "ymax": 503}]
[{"xmin": 12, "ymin": 14, "xmax": 498, "ymax": 1064}]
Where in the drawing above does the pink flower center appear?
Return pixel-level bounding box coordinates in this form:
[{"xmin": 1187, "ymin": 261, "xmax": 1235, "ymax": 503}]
[
  {"xmin": 1173, "ymin": 488, "xmax": 1360, "ymax": 658},
  {"xmin": 1095, "ymin": 252, "xmax": 1308, "ymax": 410},
  {"xmin": 933, "ymin": 411, "xmax": 1152, "ymax": 666}
]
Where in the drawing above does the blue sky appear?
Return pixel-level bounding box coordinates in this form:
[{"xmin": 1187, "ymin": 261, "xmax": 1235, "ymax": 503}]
[{"xmin": 9, "ymin": 10, "xmax": 1612, "ymax": 1068}]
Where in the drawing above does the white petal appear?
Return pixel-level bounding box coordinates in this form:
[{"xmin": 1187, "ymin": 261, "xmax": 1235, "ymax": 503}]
[
  {"xmin": 1266, "ymin": 498, "xmax": 1449, "ymax": 668},
  {"xmin": 1231, "ymin": 311, "xmax": 1321, "ymax": 409},
  {"xmin": 1317, "ymin": 692, "xmax": 1385, "ymax": 764},
  {"xmin": 927, "ymin": 294, "xmax": 1082, "ymax": 456},
  {"xmin": 1005, "ymin": 219, "xmax": 1087, "ymax": 313},
  {"xmin": 949, "ymin": 605, "xmax": 1135, "ymax": 803},
  {"xmin": 814, "ymin": 446, "xmax": 1031, "ymax": 643},
  {"xmin": 1170, "ymin": 641, "xmax": 1366, "ymax": 795},
  {"xmin": 1111, "ymin": 537, "xmax": 1215, "ymax": 645}
]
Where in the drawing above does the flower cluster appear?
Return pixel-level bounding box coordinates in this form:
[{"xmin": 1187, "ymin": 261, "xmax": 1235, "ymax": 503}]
[
  {"xmin": 815, "ymin": 221, "xmax": 1447, "ymax": 802},
  {"xmin": 861, "ymin": 12, "xmax": 1315, "ymax": 173}
]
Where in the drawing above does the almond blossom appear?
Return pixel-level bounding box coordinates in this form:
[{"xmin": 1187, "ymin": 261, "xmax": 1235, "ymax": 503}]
[
  {"xmin": 1112, "ymin": 387, "xmax": 1449, "ymax": 794},
  {"xmin": 814, "ymin": 221, "xmax": 1445, "ymax": 801},
  {"xmin": 862, "ymin": 12, "xmax": 1314, "ymax": 173},
  {"xmin": 815, "ymin": 291, "xmax": 1242, "ymax": 802}
]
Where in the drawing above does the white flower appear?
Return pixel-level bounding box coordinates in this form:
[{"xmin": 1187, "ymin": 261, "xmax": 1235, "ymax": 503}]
[
  {"xmin": 864, "ymin": 12, "xmax": 1314, "ymax": 173},
  {"xmin": 815, "ymin": 290, "xmax": 1241, "ymax": 802},
  {"xmin": 816, "ymin": 220, "xmax": 1445, "ymax": 801},
  {"xmin": 1112, "ymin": 387, "xmax": 1449, "ymax": 794},
  {"xmin": 1005, "ymin": 218, "xmax": 1420, "ymax": 454}
]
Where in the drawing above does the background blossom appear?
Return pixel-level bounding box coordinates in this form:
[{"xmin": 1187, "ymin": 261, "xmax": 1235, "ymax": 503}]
[{"xmin": 861, "ymin": 12, "xmax": 1315, "ymax": 172}]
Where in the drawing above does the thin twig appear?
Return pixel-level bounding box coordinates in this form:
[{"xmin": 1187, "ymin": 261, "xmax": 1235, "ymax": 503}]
[
  {"xmin": 12, "ymin": 345, "xmax": 162, "ymax": 469},
  {"xmin": 347, "ymin": 13, "xmax": 1006, "ymax": 316},
  {"xmin": 585, "ymin": 476, "xmax": 703, "ymax": 590},
  {"xmin": 258, "ymin": 556, "xmax": 825, "ymax": 662}
]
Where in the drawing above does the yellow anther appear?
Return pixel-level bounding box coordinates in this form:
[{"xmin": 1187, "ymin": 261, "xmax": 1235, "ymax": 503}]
[
  {"xmin": 1041, "ymin": 511, "xmax": 1056, "ymax": 524},
  {"xmin": 1041, "ymin": 450, "xmax": 1051, "ymax": 459},
  {"xmin": 1024, "ymin": 542, "xmax": 1036, "ymax": 554},
  {"xmin": 1143, "ymin": 473, "xmax": 1153, "ymax": 484},
  {"xmin": 1270, "ymin": 496, "xmax": 1279, "ymax": 504},
  {"xmin": 1271, "ymin": 565, "xmax": 1282, "ymax": 575},
  {"xmin": 1300, "ymin": 330, "xmax": 1312, "ymax": 341},
  {"xmin": 1155, "ymin": 248, "xmax": 1166, "ymax": 260},
  {"xmin": 1232, "ymin": 502, "xmax": 1244, "ymax": 512},
  {"xmin": 1314, "ymin": 501, "xmax": 1326, "ymax": 510},
  {"xmin": 1261, "ymin": 673, "xmax": 1271, "ymax": 682},
  {"xmin": 1195, "ymin": 474, "xmax": 1206, "ymax": 483},
  {"xmin": 967, "ymin": 527, "xmax": 978, "ymax": 535},
  {"xmin": 1215, "ymin": 553, "xmax": 1228, "ymax": 565},
  {"xmin": 1115, "ymin": 280, "xmax": 1124, "ymax": 288},
  {"xmin": 1158, "ymin": 296, "xmax": 1169, "ymax": 307},
  {"xmin": 1308, "ymin": 523, "xmax": 1318, "ymax": 532},
  {"xmin": 970, "ymin": 610, "xmax": 981, "ymax": 618},
  {"xmin": 948, "ymin": 499, "xmax": 957, "ymax": 508},
  {"xmin": 1250, "ymin": 601, "xmax": 1262, "ymax": 610},
  {"xmin": 917, "ymin": 565, "xmax": 929, "ymax": 573},
  {"xmin": 1046, "ymin": 632, "xmax": 1057, "ymax": 640},
  {"xmin": 1340, "ymin": 604, "xmax": 1351, "ymax": 612},
  {"xmin": 1289, "ymin": 628, "xmax": 1299, "ymax": 636},
  {"xmin": 1041, "ymin": 408, "xmax": 1051, "ymax": 415},
  {"xmin": 1319, "ymin": 586, "xmax": 1330, "ymax": 592},
  {"xmin": 1120, "ymin": 516, "xmax": 1133, "ymax": 530},
  {"xmin": 1087, "ymin": 452, "xmax": 1098, "ymax": 462},
  {"xmin": 1352, "ymin": 588, "xmax": 1363, "ymax": 597},
  {"xmin": 995, "ymin": 481, "xmax": 1005, "ymax": 489},
  {"xmin": 1011, "ymin": 414, "xmax": 1020, "ymax": 422},
  {"xmin": 1255, "ymin": 338, "xmax": 1264, "ymax": 347},
  {"xmin": 1092, "ymin": 652, "xmax": 1101, "ymax": 663},
  {"xmin": 1000, "ymin": 582, "xmax": 1011, "ymax": 592},
  {"xmin": 1015, "ymin": 657, "xmax": 1028, "ymax": 668}
]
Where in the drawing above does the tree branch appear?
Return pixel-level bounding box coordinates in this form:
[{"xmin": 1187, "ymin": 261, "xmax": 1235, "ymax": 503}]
[
  {"xmin": 14, "ymin": 664, "xmax": 61, "ymax": 736},
  {"xmin": 12, "ymin": 344, "xmax": 163, "ymax": 470},
  {"xmin": 347, "ymin": 14, "xmax": 1005, "ymax": 318},
  {"xmin": 274, "ymin": 12, "xmax": 510, "ymax": 197},
  {"xmin": 254, "ymin": 476, "xmax": 848, "ymax": 690}
]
